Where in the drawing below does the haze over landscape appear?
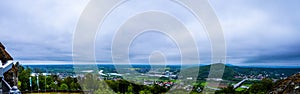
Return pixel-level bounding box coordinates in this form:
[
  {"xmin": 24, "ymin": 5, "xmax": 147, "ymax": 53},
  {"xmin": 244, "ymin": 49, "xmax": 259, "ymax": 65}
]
[{"xmin": 0, "ymin": 0, "xmax": 299, "ymax": 66}]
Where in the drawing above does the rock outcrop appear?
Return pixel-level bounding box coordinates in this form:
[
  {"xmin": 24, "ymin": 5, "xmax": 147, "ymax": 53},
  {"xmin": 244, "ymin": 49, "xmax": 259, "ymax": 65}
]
[{"xmin": 271, "ymin": 73, "xmax": 300, "ymax": 94}]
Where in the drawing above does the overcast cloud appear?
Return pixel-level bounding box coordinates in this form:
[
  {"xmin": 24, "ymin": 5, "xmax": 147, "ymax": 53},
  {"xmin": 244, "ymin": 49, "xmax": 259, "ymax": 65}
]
[{"xmin": 0, "ymin": 0, "xmax": 299, "ymax": 66}]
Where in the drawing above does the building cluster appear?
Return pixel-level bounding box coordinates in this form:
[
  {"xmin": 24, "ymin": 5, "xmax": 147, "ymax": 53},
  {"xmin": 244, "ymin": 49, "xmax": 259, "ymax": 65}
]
[
  {"xmin": 144, "ymin": 80, "xmax": 174, "ymax": 88},
  {"xmin": 234, "ymin": 72, "xmax": 287, "ymax": 80}
]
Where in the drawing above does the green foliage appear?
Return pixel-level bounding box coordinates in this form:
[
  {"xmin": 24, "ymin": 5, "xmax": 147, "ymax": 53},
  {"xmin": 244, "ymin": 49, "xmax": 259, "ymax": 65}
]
[
  {"xmin": 127, "ymin": 84, "xmax": 133, "ymax": 93},
  {"xmin": 49, "ymin": 82, "xmax": 58, "ymax": 90},
  {"xmin": 235, "ymin": 87, "xmax": 245, "ymax": 92},
  {"xmin": 139, "ymin": 90, "xmax": 152, "ymax": 94},
  {"xmin": 216, "ymin": 85, "xmax": 236, "ymax": 94},
  {"xmin": 18, "ymin": 66, "xmax": 32, "ymax": 91},
  {"xmin": 94, "ymin": 80, "xmax": 115, "ymax": 94},
  {"xmin": 59, "ymin": 83, "xmax": 69, "ymax": 90},
  {"xmin": 249, "ymin": 83, "xmax": 261, "ymax": 93},
  {"xmin": 18, "ymin": 65, "xmax": 82, "ymax": 92},
  {"xmin": 101, "ymin": 80, "xmax": 168, "ymax": 94},
  {"xmin": 62, "ymin": 76, "xmax": 81, "ymax": 90},
  {"xmin": 17, "ymin": 64, "xmax": 293, "ymax": 93},
  {"xmin": 82, "ymin": 73, "xmax": 99, "ymax": 91},
  {"xmin": 261, "ymin": 78, "xmax": 273, "ymax": 90},
  {"xmin": 247, "ymin": 78, "xmax": 273, "ymax": 93}
]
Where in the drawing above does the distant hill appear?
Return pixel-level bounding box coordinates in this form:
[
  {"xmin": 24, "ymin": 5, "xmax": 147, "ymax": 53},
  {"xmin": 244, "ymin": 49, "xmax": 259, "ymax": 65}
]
[
  {"xmin": 181, "ymin": 63, "xmax": 300, "ymax": 81},
  {"xmin": 181, "ymin": 63, "xmax": 237, "ymax": 81},
  {"xmin": 271, "ymin": 73, "xmax": 300, "ymax": 94}
]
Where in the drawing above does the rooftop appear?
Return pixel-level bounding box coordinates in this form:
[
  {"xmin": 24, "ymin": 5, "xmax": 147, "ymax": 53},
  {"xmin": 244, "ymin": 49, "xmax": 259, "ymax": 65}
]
[{"xmin": 0, "ymin": 42, "xmax": 13, "ymax": 64}]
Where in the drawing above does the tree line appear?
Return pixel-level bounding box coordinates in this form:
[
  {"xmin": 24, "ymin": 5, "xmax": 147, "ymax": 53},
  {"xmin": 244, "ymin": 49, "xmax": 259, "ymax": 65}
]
[{"xmin": 17, "ymin": 65, "xmax": 172, "ymax": 94}]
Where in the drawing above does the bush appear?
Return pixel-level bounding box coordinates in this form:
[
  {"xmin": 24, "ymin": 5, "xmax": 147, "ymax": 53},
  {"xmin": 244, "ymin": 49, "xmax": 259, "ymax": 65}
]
[{"xmin": 59, "ymin": 83, "xmax": 69, "ymax": 90}]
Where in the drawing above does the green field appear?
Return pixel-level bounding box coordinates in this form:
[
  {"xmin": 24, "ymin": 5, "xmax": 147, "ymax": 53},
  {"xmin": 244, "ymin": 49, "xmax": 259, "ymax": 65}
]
[{"xmin": 235, "ymin": 87, "xmax": 245, "ymax": 91}]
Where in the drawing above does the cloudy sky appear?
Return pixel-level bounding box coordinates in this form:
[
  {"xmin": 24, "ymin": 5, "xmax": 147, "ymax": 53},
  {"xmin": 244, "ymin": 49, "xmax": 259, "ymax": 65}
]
[{"xmin": 0, "ymin": 0, "xmax": 299, "ymax": 66}]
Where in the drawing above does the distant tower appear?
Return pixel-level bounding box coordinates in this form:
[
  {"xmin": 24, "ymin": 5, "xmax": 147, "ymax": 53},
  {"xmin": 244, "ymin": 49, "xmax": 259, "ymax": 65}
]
[{"xmin": 0, "ymin": 42, "xmax": 20, "ymax": 93}]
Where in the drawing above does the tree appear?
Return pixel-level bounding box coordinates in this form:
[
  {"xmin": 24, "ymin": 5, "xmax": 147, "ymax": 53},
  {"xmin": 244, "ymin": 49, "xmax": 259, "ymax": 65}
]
[
  {"xmin": 37, "ymin": 75, "xmax": 46, "ymax": 91},
  {"xmin": 60, "ymin": 83, "xmax": 69, "ymax": 90},
  {"xmin": 248, "ymin": 78, "xmax": 273, "ymax": 93},
  {"xmin": 18, "ymin": 66, "xmax": 32, "ymax": 91},
  {"xmin": 127, "ymin": 84, "xmax": 133, "ymax": 94},
  {"xmin": 63, "ymin": 76, "xmax": 74, "ymax": 90},
  {"xmin": 46, "ymin": 76, "xmax": 54, "ymax": 89},
  {"xmin": 151, "ymin": 84, "xmax": 167, "ymax": 94},
  {"xmin": 139, "ymin": 89, "xmax": 152, "ymax": 94},
  {"xmin": 83, "ymin": 73, "xmax": 99, "ymax": 91},
  {"xmin": 216, "ymin": 85, "xmax": 235, "ymax": 94},
  {"xmin": 261, "ymin": 78, "xmax": 273, "ymax": 92},
  {"xmin": 249, "ymin": 83, "xmax": 261, "ymax": 94},
  {"xmin": 95, "ymin": 80, "xmax": 115, "ymax": 94},
  {"xmin": 70, "ymin": 82, "xmax": 81, "ymax": 90},
  {"xmin": 50, "ymin": 82, "xmax": 58, "ymax": 90}
]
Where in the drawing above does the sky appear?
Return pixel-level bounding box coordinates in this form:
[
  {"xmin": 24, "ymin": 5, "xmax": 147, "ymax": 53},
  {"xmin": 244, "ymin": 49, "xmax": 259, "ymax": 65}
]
[{"xmin": 0, "ymin": 0, "xmax": 299, "ymax": 66}]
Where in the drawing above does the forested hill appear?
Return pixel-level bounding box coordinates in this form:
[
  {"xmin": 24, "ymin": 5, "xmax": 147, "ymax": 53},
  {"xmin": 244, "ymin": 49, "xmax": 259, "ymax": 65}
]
[
  {"xmin": 181, "ymin": 63, "xmax": 300, "ymax": 81},
  {"xmin": 181, "ymin": 63, "xmax": 237, "ymax": 81}
]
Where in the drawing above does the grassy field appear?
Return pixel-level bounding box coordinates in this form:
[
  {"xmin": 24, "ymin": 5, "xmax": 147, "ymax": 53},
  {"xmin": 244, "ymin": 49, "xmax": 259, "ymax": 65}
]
[
  {"xmin": 235, "ymin": 87, "xmax": 245, "ymax": 91},
  {"xmin": 201, "ymin": 82, "xmax": 208, "ymax": 86}
]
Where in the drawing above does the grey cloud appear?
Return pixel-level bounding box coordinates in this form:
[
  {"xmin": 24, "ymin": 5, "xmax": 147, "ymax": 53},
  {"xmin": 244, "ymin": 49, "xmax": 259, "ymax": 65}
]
[{"xmin": 1, "ymin": 0, "xmax": 299, "ymax": 66}]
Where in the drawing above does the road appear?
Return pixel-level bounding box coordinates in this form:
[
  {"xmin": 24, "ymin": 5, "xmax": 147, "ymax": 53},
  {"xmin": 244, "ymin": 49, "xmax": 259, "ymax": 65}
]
[{"xmin": 233, "ymin": 78, "xmax": 248, "ymax": 89}]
